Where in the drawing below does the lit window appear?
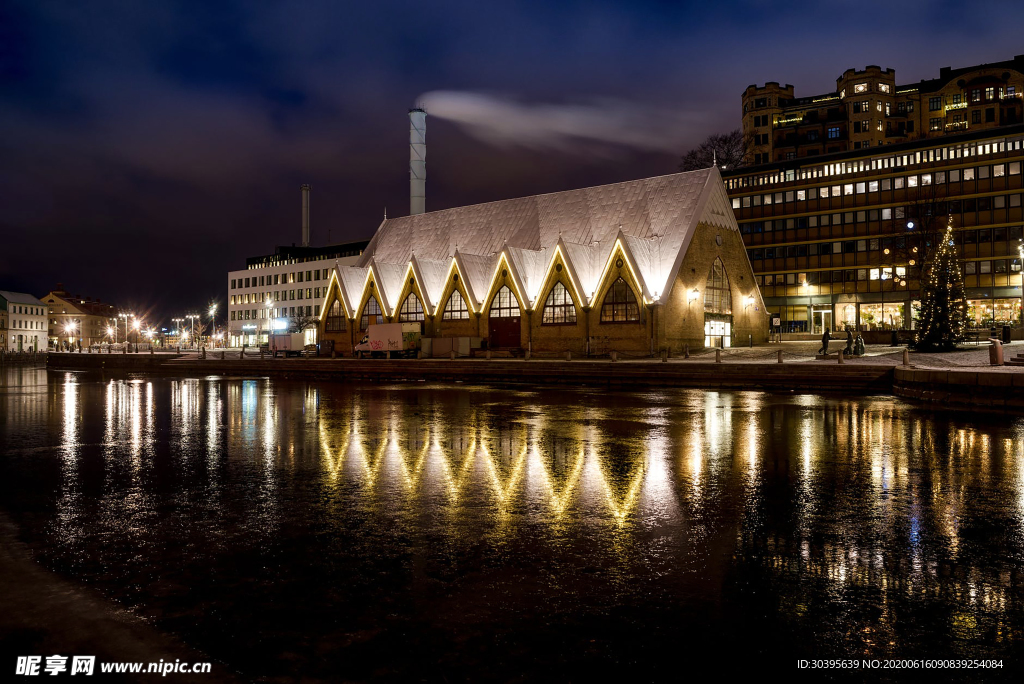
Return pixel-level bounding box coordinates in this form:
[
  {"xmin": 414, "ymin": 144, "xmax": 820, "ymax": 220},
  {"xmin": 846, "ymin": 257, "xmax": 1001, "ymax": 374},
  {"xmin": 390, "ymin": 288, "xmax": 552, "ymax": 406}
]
[
  {"xmin": 325, "ymin": 300, "xmax": 346, "ymax": 332},
  {"xmin": 489, "ymin": 286, "xmax": 520, "ymax": 319},
  {"xmin": 600, "ymin": 278, "xmax": 640, "ymax": 323},
  {"xmin": 703, "ymin": 259, "xmax": 732, "ymax": 315},
  {"xmin": 854, "ymin": 83, "xmax": 867, "ymax": 94},
  {"xmin": 398, "ymin": 292, "xmax": 424, "ymax": 322},
  {"xmin": 541, "ymin": 282, "xmax": 577, "ymax": 325},
  {"xmin": 360, "ymin": 296, "xmax": 383, "ymax": 330},
  {"xmin": 442, "ymin": 290, "xmax": 470, "ymax": 320}
]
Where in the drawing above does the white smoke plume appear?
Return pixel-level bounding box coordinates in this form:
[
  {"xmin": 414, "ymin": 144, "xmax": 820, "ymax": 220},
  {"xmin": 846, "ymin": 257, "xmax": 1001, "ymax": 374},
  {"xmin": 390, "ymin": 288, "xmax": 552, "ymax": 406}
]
[{"xmin": 417, "ymin": 91, "xmax": 708, "ymax": 154}]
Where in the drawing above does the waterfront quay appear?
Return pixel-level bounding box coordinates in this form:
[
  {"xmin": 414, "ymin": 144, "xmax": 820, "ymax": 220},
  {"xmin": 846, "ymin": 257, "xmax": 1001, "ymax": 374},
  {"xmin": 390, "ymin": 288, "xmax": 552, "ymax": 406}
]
[{"xmin": 44, "ymin": 341, "xmax": 1024, "ymax": 410}]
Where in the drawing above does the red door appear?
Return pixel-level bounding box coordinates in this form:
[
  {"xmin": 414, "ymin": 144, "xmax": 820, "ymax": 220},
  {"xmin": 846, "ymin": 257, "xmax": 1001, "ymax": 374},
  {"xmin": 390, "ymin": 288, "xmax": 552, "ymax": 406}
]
[{"xmin": 489, "ymin": 316, "xmax": 520, "ymax": 348}]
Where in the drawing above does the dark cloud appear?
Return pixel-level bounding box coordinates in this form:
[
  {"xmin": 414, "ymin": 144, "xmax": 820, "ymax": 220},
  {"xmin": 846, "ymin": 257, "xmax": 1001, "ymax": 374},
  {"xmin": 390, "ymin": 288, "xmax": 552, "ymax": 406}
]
[{"xmin": 2, "ymin": 0, "xmax": 1023, "ymax": 322}]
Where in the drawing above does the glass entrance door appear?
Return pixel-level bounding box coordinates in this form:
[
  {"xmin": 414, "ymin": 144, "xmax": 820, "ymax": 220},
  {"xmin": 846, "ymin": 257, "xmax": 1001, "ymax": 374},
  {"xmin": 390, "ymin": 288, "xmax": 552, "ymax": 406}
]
[{"xmin": 812, "ymin": 309, "xmax": 832, "ymax": 335}]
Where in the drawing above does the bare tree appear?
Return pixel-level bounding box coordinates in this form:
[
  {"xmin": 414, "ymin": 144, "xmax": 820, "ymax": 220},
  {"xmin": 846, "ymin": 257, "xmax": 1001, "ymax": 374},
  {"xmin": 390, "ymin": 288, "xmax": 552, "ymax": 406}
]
[{"xmin": 679, "ymin": 129, "xmax": 751, "ymax": 172}]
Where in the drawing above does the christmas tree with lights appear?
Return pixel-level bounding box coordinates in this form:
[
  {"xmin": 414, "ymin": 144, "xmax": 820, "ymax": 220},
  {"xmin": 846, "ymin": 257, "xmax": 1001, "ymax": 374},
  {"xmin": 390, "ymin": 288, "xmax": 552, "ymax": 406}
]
[{"xmin": 913, "ymin": 215, "xmax": 967, "ymax": 351}]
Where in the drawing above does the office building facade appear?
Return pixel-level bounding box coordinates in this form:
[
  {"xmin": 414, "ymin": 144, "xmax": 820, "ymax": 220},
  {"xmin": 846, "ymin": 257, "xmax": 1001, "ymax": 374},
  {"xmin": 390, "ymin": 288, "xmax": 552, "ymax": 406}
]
[
  {"xmin": 725, "ymin": 124, "xmax": 1024, "ymax": 334},
  {"xmin": 227, "ymin": 241, "xmax": 368, "ymax": 347}
]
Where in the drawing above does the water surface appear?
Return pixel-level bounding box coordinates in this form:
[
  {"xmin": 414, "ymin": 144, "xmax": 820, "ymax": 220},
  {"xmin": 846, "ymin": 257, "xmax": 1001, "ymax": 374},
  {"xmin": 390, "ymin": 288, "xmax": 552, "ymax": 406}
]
[{"xmin": 1, "ymin": 367, "xmax": 1023, "ymax": 680}]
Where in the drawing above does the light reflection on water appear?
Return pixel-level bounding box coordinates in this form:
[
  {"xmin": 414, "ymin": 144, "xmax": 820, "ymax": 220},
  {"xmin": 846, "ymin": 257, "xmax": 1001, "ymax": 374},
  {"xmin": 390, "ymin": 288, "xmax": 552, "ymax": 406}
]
[{"xmin": 1, "ymin": 366, "xmax": 1024, "ymax": 678}]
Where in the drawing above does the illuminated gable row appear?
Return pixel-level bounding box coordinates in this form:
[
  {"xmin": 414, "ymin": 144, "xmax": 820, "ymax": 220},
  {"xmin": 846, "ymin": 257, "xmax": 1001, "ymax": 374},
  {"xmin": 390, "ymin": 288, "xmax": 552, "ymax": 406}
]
[{"xmin": 319, "ymin": 166, "xmax": 769, "ymax": 354}]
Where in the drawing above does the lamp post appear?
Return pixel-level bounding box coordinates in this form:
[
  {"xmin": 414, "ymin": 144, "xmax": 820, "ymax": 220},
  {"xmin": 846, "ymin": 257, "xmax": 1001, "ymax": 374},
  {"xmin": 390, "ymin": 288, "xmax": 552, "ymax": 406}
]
[
  {"xmin": 117, "ymin": 312, "xmax": 132, "ymax": 349},
  {"xmin": 186, "ymin": 314, "xmax": 199, "ymax": 350},
  {"xmin": 132, "ymin": 318, "xmax": 141, "ymax": 350},
  {"xmin": 264, "ymin": 299, "xmax": 273, "ymax": 346},
  {"xmin": 63, "ymin": 321, "xmax": 77, "ymax": 351},
  {"xmin": 209, "ymin": 304, "xmax": 217, "ymax": 348},
  {"xmin": 1018, "ymin": 240, "xmax": 1024, "ymax": 326},
  {"xmin": 171, "ymin": 318, "xmax": 184, "ymax": 348}
]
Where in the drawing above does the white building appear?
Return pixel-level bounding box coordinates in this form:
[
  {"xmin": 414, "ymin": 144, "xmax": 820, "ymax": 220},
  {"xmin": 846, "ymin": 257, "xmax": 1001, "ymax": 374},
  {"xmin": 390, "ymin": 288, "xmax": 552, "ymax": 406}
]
[
  {"xmin": 0, "ymin": 291, "xmax": 48, "ymax": 352},
  {"xmin": 227, "ymin": 241, "xmax": 367, "ymax": 347}
]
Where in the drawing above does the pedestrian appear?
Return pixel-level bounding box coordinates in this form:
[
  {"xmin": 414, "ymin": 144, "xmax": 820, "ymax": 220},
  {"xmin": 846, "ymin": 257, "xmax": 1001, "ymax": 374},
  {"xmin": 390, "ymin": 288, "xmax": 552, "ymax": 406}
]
[{"xmin": 818, "ymin": 327, "xmax": 831, "ymax": 355}]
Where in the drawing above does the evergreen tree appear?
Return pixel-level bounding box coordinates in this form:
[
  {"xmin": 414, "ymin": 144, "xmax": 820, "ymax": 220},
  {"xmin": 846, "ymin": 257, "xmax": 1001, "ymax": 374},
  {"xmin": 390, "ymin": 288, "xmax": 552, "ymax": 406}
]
[{"xmin": 913, "ymin": 216, "xmax": 967, "ymax": 351}]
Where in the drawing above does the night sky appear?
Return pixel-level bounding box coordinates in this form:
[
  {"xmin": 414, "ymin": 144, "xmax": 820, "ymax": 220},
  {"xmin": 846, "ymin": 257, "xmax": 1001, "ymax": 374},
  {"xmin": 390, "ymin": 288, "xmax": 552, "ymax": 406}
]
[{"xmin": 3, "ymin": 1, "xmax": 1024, "ymax": 323}]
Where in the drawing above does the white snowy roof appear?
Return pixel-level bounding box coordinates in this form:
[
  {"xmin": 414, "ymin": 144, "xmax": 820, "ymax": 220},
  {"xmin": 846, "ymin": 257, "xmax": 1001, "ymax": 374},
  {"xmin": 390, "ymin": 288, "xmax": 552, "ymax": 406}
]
[
  {"xmin": 0, "ymin": 291, "xmax": 44, "ymax": 307},
  {"xmin": 339, "ymin": 166, "xmax": 737, "ymax": 311}
]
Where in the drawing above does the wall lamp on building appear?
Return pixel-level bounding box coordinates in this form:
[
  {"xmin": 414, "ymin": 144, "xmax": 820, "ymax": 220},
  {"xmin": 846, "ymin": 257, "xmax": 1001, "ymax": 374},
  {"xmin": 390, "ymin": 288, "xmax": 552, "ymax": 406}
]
[
  {"xmin": 688, "ymin": 287, "xmax": 700, "ymax": 304},
  {"xmin": 744, "ymin": 295, "xmax": 756, "ymax": 309}
]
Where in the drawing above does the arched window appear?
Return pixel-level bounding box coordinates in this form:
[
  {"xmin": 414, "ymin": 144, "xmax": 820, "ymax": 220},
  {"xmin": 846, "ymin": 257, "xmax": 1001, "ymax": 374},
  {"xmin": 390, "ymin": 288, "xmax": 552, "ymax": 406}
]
[
  {"xmin": 399, "ymin": 292, "xmax": 424, "ymax": 322},
  {"xmin": 600, "ymin": 277, "xmax": 640, "ymax": 322},
  {"xmin": 489, "ymin": 286, "xmax": 520, "ymax": 318},
  {"xmin": 325, "ymin": 299, "xmax": 346, "ymax": 332},
  {"xmin": 541, "ymin": 282, "xmax": 577, "ymax": 324},
  {"xmin": 443, "ymin": 290, "xmax": 470, "ymax": 320},
  {"xmin": 703, "ymin": 258, "xmax": 732, "ymax": 314},
  {"xmin": 360, "ymin": 295, "xmax": 383, "ymax": 330}
]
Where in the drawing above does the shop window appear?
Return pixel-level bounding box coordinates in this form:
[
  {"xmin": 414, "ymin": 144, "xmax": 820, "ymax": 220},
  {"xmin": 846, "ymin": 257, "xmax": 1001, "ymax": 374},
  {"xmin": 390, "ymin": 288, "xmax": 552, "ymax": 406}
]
[
  {"xmin": 601, "ymin": 278, "xmax": 641, "ymax": 323},
  {"xmin": 541, "ymin": 282, "xmax": 577, "ymax": 325}
]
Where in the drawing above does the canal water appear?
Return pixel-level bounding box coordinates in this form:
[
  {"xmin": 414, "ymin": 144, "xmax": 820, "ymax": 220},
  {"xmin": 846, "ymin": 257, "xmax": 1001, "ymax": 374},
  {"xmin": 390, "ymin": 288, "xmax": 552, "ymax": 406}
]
[{"xmin": 1, "ymin": 367, "xmax": 1023, "ymax": 680}]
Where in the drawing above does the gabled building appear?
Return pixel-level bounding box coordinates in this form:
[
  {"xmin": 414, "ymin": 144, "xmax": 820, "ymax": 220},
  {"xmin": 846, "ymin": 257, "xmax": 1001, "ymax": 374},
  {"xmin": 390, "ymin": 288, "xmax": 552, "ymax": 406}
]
[
  {"xmin": 318, "ymin": 166, "xmax": 767, "ymax": 355},
  {"xmin": 0, "ymin": 291, "xmax": 47, "ymax": 352},
  {"xmin": 41, "ymin": 285, "xmax": 118, "ymax": 348}
]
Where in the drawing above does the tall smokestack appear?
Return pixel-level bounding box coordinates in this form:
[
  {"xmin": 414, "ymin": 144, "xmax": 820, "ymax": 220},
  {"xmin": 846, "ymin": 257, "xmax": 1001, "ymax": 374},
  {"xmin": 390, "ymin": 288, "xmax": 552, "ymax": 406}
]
[
  {"xmin": 301, "ymin": 184, "xmax": 311, "ymax": 246},
  {"xmin": 409, "ymin": 108, "xmax": 426, "ymax": 215}
]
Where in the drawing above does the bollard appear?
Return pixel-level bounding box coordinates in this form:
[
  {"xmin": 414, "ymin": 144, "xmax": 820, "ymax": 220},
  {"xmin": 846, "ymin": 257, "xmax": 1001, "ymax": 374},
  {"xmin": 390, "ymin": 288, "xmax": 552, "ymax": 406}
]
[
  {"xmin": 661, "ymin": 349, "xmax": 667, "ymax": 363},
  {"xmin": 201, "ymin": 347, "xmax": 206, "ymax": 360},
  {"xmin": 260, "ymin": 348, "xmax": 264, "ymax": 359},
  {"xmin": 903, "ymin": 348, "xmax": 909, "ymax": 366},
  {"xmin": 450, "ymin": 350, "xmax": 455, "ymax": 360},
  {"xmin": 683, "ymin": 343, "xmax": 689, "ymax": 359},
  {"xmin": 387, "ymin": 350, "xmax": 391, "ymax": 360},
  {"xmin": 107, "ymin": 346, "xmax": 111, "ymax": 354},
  {"xmin": 221, "ymin": 350, "xmax": 225, "ymax": 360},
  {"xmin": 749, "ymin": 334, "xmax": 752, "ymax": 348},
  {"xmin": 777, "ymin": 350, "xmax": 783, "ymax": 364},
  {"xmin": 565, "ymin": 350, "xmax": 572, "ymax": 362},
  {"xmin": 239, "ymin": 349, "xmax": 244, "ymax": 360},
  {"xmin": 838, "ymin": 350, "xmax": 844, "ymax": 364},
  {"xmin": 610, "ymin": 351, "xmax": 617, "ymax": 362},
  {"xmin": 486, "ymin": 350, "xmax": 492, "ymax": 360},
  {"xmin": 331, "ymin": 349, "xmax": 336, "ymax": 359},
  {"xmin": 715, "ymin": 348, "xmax": 722, "ymax": 363},
  {"xmin": 524, "ymin": 350, "xmax": 531, "ymax": 360}
]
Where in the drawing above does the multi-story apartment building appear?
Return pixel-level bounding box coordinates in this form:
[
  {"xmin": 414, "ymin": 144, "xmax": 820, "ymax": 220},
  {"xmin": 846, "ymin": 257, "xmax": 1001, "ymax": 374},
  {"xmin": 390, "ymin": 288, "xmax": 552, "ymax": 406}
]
[
  {"xmin": 724, "ymin": 124, "xmax": 1024, "ymax": 334},
  {"xmin": 743, "ymin": 55, "xmax": 1024, "ymax": 165},
  {"xmin": 0, "ymin": 291, "xmax": 48, "ymax": 352},
  {"xmin": 41, "ymin": 285, "xmax": 118, "ymax": 348},
  {"xmin": 227, "ymin": 241, "xmax": 368, "ymax": 347}
]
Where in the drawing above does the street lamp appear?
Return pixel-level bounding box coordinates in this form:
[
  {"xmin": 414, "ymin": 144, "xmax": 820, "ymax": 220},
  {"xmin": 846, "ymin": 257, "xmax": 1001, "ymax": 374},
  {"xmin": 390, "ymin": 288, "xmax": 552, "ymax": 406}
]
[
  {"xmin": 171, "ymin": 318, "xmax": 184, "ymax": 348},
  {"xmin": 264, "ymin": 299, "xmax": 273, "ymax": 345},
  {"xmin": 63, "ymin": 321, "xmax": 77, "ymax": 351},
  {"xmin": 209, "ymin": 304, "xmax": 217, "ymax": 348},
  {"xmin": 186, "ymin": 314, "xmax": 199, "ymax": 349},
  {"xmin": 118, "ymin": 312, "xmax": 132, "ymax": 349}
]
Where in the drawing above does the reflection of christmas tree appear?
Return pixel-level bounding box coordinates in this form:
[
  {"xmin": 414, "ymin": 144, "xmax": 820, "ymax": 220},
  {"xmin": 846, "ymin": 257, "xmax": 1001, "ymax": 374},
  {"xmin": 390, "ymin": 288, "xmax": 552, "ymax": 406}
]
[{"xmin": 913, "ymin": 216, "xmax": 967, "ymax": 351}]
